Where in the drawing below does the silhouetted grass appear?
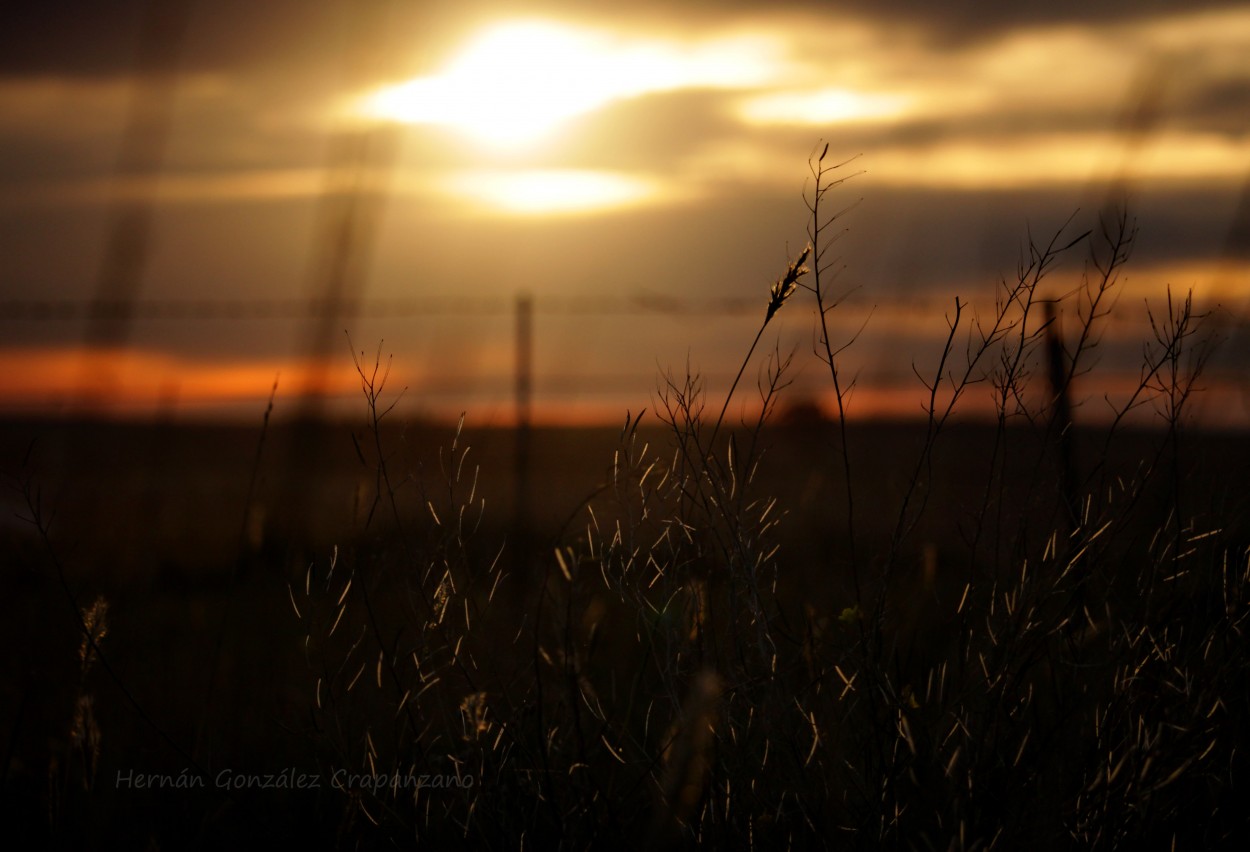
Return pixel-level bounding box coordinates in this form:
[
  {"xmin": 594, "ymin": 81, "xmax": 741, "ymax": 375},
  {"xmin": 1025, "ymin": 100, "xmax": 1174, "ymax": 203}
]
[{"xmin": 5, "ymin": 149, "xmax": 1248, "ymax": 849}]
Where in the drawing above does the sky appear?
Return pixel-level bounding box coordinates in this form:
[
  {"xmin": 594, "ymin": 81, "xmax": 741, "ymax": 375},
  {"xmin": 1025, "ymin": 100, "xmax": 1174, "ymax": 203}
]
[{"xmin": 1, "ymin": 0, "xmax": 1248, "ymax": 426}]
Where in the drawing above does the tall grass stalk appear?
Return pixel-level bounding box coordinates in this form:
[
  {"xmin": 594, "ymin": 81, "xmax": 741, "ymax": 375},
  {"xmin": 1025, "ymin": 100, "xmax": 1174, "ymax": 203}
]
[{"xmin": 284, "ymin": 151, "xmax": 1245, "ymax": 849}]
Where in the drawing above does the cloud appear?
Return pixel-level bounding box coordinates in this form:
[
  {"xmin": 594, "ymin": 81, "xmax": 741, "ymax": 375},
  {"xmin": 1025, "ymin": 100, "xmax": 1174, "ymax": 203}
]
[
  {"xmin": 6, "ymin": 1, "xmax": 1246, "ymax": 78},
  {"xmin": 0, "ymin": 0, "xmax": 335, "ymax": 78},
  {"xmin": 2, "ymin": 1, "xmax": 1246, "ymax": 423}
]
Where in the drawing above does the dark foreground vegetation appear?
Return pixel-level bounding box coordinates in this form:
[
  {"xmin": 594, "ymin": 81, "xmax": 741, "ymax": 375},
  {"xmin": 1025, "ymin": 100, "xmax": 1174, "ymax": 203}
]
[{"xmin": 4, "ymin": 152, "xmax": 1249, "ymax": 848}]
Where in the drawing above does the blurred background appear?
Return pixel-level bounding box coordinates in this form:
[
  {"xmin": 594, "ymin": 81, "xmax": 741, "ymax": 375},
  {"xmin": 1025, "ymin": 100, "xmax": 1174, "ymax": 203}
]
[{"xmin": 1, "ymin": 0, "xmax": 1247, "ymax": 427}]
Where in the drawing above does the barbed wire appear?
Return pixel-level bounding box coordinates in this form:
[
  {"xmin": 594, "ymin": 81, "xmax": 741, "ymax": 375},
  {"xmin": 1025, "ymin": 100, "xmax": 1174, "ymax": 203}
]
[
  {"xmin": 0, "ymin": 294, "xmax": 913, "ymax": 321},
  {"xmin": 3, "ymin": 293, "xmax": 1237, "ymax": 323}
]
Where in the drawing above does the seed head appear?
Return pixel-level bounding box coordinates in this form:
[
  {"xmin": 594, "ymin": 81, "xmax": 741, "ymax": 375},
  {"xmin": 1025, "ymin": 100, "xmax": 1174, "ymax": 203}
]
[{"xmin": 766, "ymin": 244, "xmax": 811, "ymax": 323}]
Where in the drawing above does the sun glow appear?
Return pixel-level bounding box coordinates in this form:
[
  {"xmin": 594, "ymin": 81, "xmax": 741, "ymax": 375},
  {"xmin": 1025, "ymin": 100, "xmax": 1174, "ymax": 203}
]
[
  {"xmin": 360, "ymin": 20, "xmax": 778, "ymax": 149},
  {"xmin": 738, "ymin": 87, "xmax": 911, "ymax": 125},
  {"xmin": 440, "ymin": 169, "xmax": 657, "ymax": 215}
]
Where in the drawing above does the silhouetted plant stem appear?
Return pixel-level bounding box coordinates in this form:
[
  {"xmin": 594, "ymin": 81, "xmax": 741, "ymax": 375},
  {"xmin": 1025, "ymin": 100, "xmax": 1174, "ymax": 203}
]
[{"xmin": 708, "ymin": 244, "xmax": 809, "ymax": 454}]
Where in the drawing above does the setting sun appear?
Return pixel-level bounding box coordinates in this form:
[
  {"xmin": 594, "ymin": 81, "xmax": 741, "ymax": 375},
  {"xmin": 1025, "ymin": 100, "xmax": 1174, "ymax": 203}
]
[
  {"xmin": 359, "ymin": 20, "xmax": 778, "ymax": 149},
  {"xmin": 440, "ymin": 168, "xmax": 658, "ymax": 215}
]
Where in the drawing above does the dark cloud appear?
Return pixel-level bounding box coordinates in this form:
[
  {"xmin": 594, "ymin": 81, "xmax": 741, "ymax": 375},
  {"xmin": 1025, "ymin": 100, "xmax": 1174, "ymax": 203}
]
[
  {"xmin": 1223, "ymin": 177, "xmax": 1250, "ymax": 261},
  {"xmin": 0, "ymin": 0, "xmax": 434, "ymax": 78},
  {"xmin": 548, "ymin": 91, "xmax": 749, "ymax": 171},
  {"xmin": 2, "ymin": 1, "xmax": 147, "ymax": 76},
  {"xmin": 635, "ymin": 0, "xmax": 1245, "ymax": 45},
  {"xmin": 2, "ymin": 0, "xmax": 197, "ymax": 77},
  {"xmin": 1173, "ymin": 78, "xmax": 1250, "ymax": 137},
  {"xmin": 4, "ymin": 0, "xmax": 1246, "ymax": 78},
  {"xmin": 845, "ymin": 183, "xmax": 1250, "ymax": 290}
]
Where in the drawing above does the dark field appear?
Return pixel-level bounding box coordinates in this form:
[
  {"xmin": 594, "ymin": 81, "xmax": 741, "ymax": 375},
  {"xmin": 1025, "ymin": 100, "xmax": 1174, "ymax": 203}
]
[{"xmin": 3, "ymin": 413, "xmax": 1249, "ymax": 848}]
